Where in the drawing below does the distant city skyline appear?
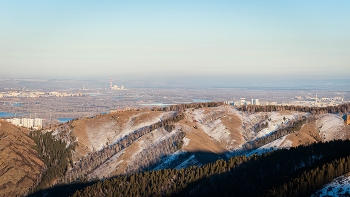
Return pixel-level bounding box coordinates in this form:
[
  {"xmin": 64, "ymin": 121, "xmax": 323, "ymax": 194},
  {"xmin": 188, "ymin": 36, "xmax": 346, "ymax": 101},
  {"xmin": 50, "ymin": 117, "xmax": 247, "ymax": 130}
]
[{"xmin": 1, "ymin": 1, "xmax": 349, "ymax": 84}]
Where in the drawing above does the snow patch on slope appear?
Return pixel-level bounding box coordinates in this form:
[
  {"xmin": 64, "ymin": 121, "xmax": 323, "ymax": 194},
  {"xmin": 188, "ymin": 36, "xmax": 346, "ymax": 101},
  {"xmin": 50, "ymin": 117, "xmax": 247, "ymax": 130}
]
[
  {"xmin": 114, "ymin": 112, "xmax": 163, "ymax": 142},
  {"xmin": 316, "ymin": 114, "xmax": 346, "ymax": 141},
  {"xmin": 193, "ymin": 107, "xmax": 240, "ymax": 150},
  {"xmin": 246, "ymin": 136, "xmax": 291, "ymax": 156},
  {"xmin": 89, "ymin": 150, "xmax": 125, "ymax": 179},
  {"xmin": 153, "ymin": 151, "xmax": 186, "ymax": 170},
  {"xmin": 229, "ymin": 109, "xmax": 307, "ymax": 141},
  {"xmin": 200, "ymin": 119, "xmax": 232, "ymax": 147},
  {"xmin": 312, "ymin": 174, "xmax": 350, "ymax": 197},
  {"xmin": 182, "ymin": 137, "xmax": 190, "ymax": 147},
  {"xmin": 255, "ymin": 112, "xmax": 305, "ymax": 140},
  {"xmin": 86, "ymin": 120, "xmax": 116, "ymax": 151},
  {"xmin": 86, "ymin": 112, "xmax": 173, "ymax": 152},
  {"xmin": 175, "ymin": 154, "xmax": 200, "ymax": 169},
  {"xmin": 89, "ymin": 128, "xmax": 178, "ymax": 178},
  {"xmin": 126, "ymin": 129, "xmax": 180, "ymax": 167},
  {"xmin": 228, "ymin": 109, "xmax": 268, "ymax": 142},
  {"xmin": 192, "ymin": 109, "xmax": 205, "ymax": 123}
]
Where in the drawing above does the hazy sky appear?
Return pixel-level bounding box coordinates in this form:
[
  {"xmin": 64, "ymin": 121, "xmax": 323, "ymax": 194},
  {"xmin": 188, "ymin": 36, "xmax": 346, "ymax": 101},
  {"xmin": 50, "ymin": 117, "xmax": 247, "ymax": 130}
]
[{"xmin": 0, "ymin": 1, "xmax": 349, "ymax": 84}]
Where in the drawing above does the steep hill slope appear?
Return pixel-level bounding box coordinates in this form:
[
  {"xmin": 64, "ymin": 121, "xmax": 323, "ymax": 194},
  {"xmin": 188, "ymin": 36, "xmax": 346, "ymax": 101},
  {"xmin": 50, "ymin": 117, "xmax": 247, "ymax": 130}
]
[
  {"xmin": 69, "ymin": 140, "xmax": 350, "ymax": 197},
  {"xmin": 43, "ymin": 105, "xmax": 350, "ymax": 185},
  {"xmin": 0, "ymin": 120, "xmax": 44, "ymax": 197},
  {"xmin": 245, "ymin": 113, "xmax": 350, "ymax": 156},
  {"xmin": 22, "ymin": 103, "xmax": 350, "ymax": 197},
  {"xmin": 48, "ymin": 111, "xmax": 175, "ymax": 160}
]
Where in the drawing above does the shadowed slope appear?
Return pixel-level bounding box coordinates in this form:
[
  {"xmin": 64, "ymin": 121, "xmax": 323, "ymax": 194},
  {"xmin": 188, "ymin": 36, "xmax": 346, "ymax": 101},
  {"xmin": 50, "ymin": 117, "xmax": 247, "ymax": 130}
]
[{"xmin": 0, "ymin": 120, "xmax": 44, "ymax": 197}]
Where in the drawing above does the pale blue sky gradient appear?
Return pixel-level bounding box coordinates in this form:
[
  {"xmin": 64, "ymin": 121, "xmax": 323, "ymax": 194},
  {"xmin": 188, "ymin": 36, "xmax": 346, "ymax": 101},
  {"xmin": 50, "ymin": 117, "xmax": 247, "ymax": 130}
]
[{"xmin": 0, "ymin": 1, "xmax": 349, "ymax": 83}]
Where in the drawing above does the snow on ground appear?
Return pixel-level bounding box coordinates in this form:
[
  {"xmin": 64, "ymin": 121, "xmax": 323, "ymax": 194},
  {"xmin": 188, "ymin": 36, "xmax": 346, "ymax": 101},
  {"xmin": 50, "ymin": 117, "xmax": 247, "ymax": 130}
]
[
  {"xmin": 255, "ymin": 112, "xmax": 305, "ymax": 140},
  {"xmin": 192, "ymin": 107, "xmax": 239, "ymax": 150},
  {"xmin": 129, "ymin": 130, "xmax": 169, "ymax": 158},
  {"xmin": 316, "ymin": 114, "xmax": 346, "ymax": 141},
  {"xmin": 89, "ymin": 127, "xmax": 179, "ymax": 178},
  {"xmin": 89, "ymin": 150, "xmax": 125, "ymax": 179},
  {"xmin": 127, "ymin": 129, "xmax": 180, "ymax": 167},
  {"xmin": 175, "ymin": 154, "xmax": 200, "ymax": 169},
  {"xmin": 312, "ymin": 174, "xmax": 350, "ymax": 197},
  {"xmin": 229, "ymin": 109, "xmax": 307, "ymax": 141},
  {"xmin": 192, "ymin": 109, "xmax": 205, "ymax": 123},
  {"xmin": 200, "ymin": 118, "xmax": 232, "ymax": 146},
  {"xmin": 114, "ymin": 112, "xmax": 164, "ymax": 143},
  {"xmin": 192, "ymin": 106, "xmax": 225, "ymax": 124},
  {"xmin": 230, "ymin": 110, "xmax": 265, "ymax": 141},
  {"xmin": 86, "ymin": 120, "xmax": 117, "ymax": 151},
  {"xmin": 193, "ymin": 108, "xmax": 306, "ymax": 151},
  {"xmin": 153, "ymin": 151, "xmax": 185, "ymax": 170},
  {"xmin": 182, "ymin": 137, "xmax": 190, "ymax": 147},
  {"xmin": 246, "ymin": 136, "xmax": 291, "ymax": 157}
]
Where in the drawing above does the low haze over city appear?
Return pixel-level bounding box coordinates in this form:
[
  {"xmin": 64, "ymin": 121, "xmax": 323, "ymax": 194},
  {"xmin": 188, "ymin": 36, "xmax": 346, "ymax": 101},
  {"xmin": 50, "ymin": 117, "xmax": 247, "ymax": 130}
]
[{"xmin": 1, "ymin": 1, "xmax": 349, "ymax": 86}]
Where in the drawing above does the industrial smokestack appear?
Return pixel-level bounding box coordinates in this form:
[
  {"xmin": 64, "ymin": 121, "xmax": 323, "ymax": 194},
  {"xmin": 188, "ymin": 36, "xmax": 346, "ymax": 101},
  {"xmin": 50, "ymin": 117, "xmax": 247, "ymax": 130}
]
[{"xmin": 110, "ymin": 77, "xmax": 113, "ymax": 89}]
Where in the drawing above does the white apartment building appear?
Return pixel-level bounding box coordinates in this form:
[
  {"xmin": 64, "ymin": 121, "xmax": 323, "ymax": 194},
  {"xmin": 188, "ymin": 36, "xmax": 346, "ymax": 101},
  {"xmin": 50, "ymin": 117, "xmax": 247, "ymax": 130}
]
[
  {"xmin": 7, "ymin": 118, "xmax": 43, "ymax": 129},
  {"xmin": 251, "ymin": 99, "xmax": 260, "ymax": 105},
  {"xmin": 22, "ymin": 118, "xmax": 34, "ymax": 128}
]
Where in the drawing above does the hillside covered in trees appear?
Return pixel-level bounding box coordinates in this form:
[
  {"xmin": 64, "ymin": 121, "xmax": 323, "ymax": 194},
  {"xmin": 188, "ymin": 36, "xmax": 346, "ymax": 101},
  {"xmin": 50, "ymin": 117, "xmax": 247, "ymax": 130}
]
[
  {"xmin": 1, "ymin": 102, "xmax": 350, "ymax": 196},
  {"xmin": 70, "ymin": 140, "xmax": 350, "ymax": 197}
]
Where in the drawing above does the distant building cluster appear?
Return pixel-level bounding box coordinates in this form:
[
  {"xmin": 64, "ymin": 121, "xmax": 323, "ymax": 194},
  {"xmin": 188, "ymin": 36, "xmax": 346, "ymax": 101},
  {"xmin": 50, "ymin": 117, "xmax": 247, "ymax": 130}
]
[
  {"xmin": 109, "ymin": 77, "xmax": 127, "ymax": 90},
  {"xmin": 224, "ymin": 94, "xmax": 347, "ymax": 108},
  {"xmin": 48, "ymin": 92, "xmax": 83, "ymax": 97},
  {"xmin": 6, "ymin": 118, "xmax": 43, "ymax": 129},
  {"xmin": 291, "ymin": 94, "xmax": 343, "ymax": 107},
  {"xmin": 110, "ymin": 85, "xmax": 127, "ymax": 90},
  {"xmin": 0, "ymin": 91, "xmax": 82, "ymax": 98},
  {"xmin": 110, "ymin": 107, "xmax": 141, "ymax": 113},
  {"xmin": 225, "ymin": 98, "xmax": 276, "ymax": 106}
]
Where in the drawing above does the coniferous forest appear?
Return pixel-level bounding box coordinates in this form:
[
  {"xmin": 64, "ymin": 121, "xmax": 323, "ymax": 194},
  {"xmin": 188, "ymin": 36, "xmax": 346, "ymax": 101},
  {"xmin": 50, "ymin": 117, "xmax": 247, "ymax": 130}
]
[
  {"xmin": 28, "ymin": 139, "xmax": 350, "ymax": 197},
  {"xmin": 69, "ymin": 140, "xmax": 350, "ymax": 197}
]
